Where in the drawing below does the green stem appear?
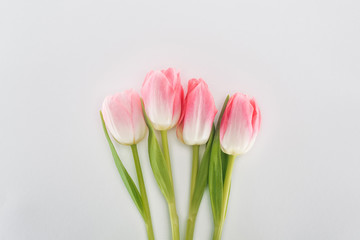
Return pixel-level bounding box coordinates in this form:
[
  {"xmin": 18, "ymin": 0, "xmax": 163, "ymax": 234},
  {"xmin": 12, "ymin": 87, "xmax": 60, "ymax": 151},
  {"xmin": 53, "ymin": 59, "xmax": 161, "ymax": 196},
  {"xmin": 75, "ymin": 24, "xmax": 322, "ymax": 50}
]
[
  {"xmin": 185, "ymin": 212, "xmax": 196, "ymax": 240},
  {"xmin": 131, "ymin": 144, "xmax": 155, "ymax": 240},
  {"xmin": 185, "ymin": 145, "xmax": 199, "ymax": 240},
  {"xmin": 213, "ymin": 224, "xmax": 223, "ymax": 240},
  {"xmin": 168, "ymin": 201, "xmax": 180, "ymax": 240},
  {"xmin": 160, "ymin": 130, "xmax": 179, "ymax": 240},
  {"xmin": 190, "ymin": 145, "xmax": 199, "ymax": 202},
  {"xmin": 213, "ymin": 155, "xmax": 236, "ymax": 240},
  {"xmin": 221, "ymin": 155, "xmax": 235, "ymax": 220},
  {"xmin": 160, "ymin": 130, "xmax": 172, "ymax": 182}
]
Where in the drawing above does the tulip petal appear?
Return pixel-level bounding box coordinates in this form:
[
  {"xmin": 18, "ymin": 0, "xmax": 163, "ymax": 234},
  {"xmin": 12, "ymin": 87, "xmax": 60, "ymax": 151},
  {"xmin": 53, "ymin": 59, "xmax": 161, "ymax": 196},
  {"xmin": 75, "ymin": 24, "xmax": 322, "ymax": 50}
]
[
  {"xmin": 102, "ymin": 94, "xmax": 134, "ymax": 145},
  {"xmin": 244, "ymin": 98, "xmax": 261, "ymax": 152},
  {"xmin": 129, "ymin": 90, "xmax": 148, "ymax": 144},
  {"xmin": 142, "ymin": 71, "xmax": 174, "ymax": 129},
  {"xmin": 220, "ymin": 93, "xmax": 256, "ymax": 155},
  {"xmin": 141, "ymin": 68, "xmax": 184, "ymax": 130},
  {"xmin": 102, "ymin": 90, "xmax": 147, "ymax": 145},
  {"xmin": 172, "ymin": 73, "xmax": 183, "ymax": 125},
  {"xmin": 162, "ymin": 68, "xmax": 176, "ymax": 86},
  {"xmin": 181, "ymin": 79, "xmax": 217, "ymax": 145}
]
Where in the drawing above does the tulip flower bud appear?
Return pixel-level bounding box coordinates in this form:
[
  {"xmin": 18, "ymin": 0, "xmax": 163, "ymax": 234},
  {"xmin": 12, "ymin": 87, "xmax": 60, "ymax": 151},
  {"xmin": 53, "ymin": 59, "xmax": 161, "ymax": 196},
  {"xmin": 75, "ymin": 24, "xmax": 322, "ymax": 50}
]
[
  {"xmin": 177, "ymin": 78, "xmax": 217, "ymax": 145},
  {"xmin": 141, "ymin": 68, "xmax": 184, "ymax": 130},
  {"xmin": 102, "ymin": 89, "xmax": 148, "ymax": 145},
  {"xmin": 220, "ymin": 93, "xmax": 261, "ymax": 155}
]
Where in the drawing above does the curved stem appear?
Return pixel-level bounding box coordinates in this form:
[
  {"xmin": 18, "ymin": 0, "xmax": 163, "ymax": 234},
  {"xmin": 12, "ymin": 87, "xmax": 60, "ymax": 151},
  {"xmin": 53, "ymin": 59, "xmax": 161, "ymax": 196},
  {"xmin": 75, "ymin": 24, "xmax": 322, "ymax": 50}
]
[
  {"xmin": 213, "ymin": 155, "xmax": 236, "ymax": 240},
  {"xmin": 131, "ymin": 144, "xmax": 155, "ymax": 240}
]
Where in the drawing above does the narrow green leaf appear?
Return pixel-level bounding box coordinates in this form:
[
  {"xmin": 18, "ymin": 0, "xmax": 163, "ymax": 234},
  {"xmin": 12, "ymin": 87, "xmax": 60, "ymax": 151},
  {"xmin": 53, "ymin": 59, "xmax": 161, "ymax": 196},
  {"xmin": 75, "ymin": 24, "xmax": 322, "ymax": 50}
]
[
  {"xmin": 140, "ymin": 100, "xmax": 174, "ymax": 202},
  {"xmin": 221, "ymin": 151, "xmax": 229, "ymax": 182},
  {"xmin": 189, "ymin": 125, "xmax": 215, "ymax": 216},
  {"xmin": 209, "ymin": 96, "xmax": 229, "ymax": 224},
  {"xmin": 221, "ymin": 144, "xmax": 231, "ymax": 218},
  {"xmin": 100, "ymin": 111, "xmax": 144, "ymax": 219}
]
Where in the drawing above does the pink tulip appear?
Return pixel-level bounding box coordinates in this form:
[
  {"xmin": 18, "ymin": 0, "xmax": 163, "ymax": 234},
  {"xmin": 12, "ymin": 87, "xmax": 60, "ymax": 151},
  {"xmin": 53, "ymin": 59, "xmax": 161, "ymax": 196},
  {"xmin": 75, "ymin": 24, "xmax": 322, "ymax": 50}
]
[
  {"xmin": 102, "ymin": 89, "xmax": 148, "ymax": 145},
  {"xmin": 220, "ymin": 93, "xmax": 261, "ymax": 155},
  {"xmin": 141, "ymin": 68, "xmax": 184, "ymax": 130},
  {"xmin": 177, "ymin": 78, "xmax": 217, "ymax": 145}
]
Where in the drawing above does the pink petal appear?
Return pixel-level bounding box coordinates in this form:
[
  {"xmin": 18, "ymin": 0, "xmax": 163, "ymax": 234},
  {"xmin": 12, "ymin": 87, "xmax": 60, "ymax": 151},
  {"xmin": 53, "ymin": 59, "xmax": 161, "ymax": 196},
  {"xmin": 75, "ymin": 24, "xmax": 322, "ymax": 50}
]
[{"xmin": 178, "ymin": 78, "xmax": 217, "ymax": 145}]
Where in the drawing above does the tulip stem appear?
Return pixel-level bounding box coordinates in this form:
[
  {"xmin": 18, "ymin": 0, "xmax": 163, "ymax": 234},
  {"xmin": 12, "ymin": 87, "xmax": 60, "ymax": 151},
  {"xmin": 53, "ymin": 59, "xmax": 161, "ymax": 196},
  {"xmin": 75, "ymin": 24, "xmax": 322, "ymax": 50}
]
[
  {"xmin": 190, "ymin": 145, "xmax": 199, "ymax": 202},
  {"xmin": 185, "ymin": 213, "xmax": 196, "ymax": 240},
  {"xmin": 160, "ymin": 130, "xmax": 173, "ymax": 183},
  {"xmin": 131, "ymin": 144, "xmax": 155, "ymax": 240},
  {"xmin": 184, "ymin": 145, "xmax": 199, "ymax": 240},
  {"xmin": 160, "ymin": 130, "xmax": 180, "ymax": 240},
  {"xmin": 168, "ymin": 200, "xmax": 180, "ymax": 240},
  {"xmin": 213, "ymin": 155, "xmax": 236, "ymax": 240}
]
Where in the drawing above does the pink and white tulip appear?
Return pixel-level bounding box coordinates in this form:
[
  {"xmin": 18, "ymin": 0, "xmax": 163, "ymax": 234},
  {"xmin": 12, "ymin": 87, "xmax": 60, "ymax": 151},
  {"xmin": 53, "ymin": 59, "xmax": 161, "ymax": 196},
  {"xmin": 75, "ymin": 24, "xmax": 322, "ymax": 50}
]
[
  {"xmin": 177, "ymin": 79, "xmax": 217, "ymax": 145},
  {"xmin": 141, "ymin": 68, "xmax": 184, "ymax": 130},
  {"xmin": 102, "ymin": 89, "xmax": 148, "ymax": 145},
  {"xmin": 220, "ymin": 93, "xmax": 261, "ymax": 155}
]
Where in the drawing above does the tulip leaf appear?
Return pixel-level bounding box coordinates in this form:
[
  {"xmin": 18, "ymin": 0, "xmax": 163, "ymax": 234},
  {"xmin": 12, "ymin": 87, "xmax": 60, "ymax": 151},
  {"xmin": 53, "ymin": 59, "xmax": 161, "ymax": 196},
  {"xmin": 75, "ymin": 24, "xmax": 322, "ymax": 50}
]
[
  {"xmin": 209, "ymin": 96, "xmax": 229, "ymax": 224},
  {"xmin": 217, "ymin": 128, "xmax": 233, "ymax": 220},
  {"xmin": 189, "ymin": 125, "xmax": 215, "ymax": 217},
  {"xmin": 221, "ymin": 151, "xmax": 231, "ymax": 218},
  {"xmin": 140, "ymin": 100, "xmax": 174, "ymax": 202},
  {"xmin": 221, "ymin": 151, "xmax": 229, "ymax": 182},
  {"xmin": 100, "ymin": 111, "xmax": 144, "ymax": 219}
]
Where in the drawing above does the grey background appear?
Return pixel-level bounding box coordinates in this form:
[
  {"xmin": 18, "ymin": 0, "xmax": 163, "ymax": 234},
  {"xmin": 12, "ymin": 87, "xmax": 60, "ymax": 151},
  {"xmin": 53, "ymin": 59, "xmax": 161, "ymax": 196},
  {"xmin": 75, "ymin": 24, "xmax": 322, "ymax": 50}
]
[{"xmin": 1, "ymin": 0, "xmax": 359, "ymax": 239}]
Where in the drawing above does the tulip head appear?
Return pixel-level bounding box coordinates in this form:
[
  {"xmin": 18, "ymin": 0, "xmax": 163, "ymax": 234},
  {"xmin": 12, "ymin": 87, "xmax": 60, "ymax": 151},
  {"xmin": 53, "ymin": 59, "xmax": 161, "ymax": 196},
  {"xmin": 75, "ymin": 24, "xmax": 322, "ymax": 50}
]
[
  {"xmin": 102, "ymin": 89, "xmax": 148, "ymax": 145},
  {"xmin": 177, "ymin": 78, "xmax": 217, "ymax": 145},
  {"xmin": 141, "ymin": 68, "xmax": 184, "ymax": 130},
  {"xmin": 220, "ymin": 93, "xmax": 261, "ymax": 155}
]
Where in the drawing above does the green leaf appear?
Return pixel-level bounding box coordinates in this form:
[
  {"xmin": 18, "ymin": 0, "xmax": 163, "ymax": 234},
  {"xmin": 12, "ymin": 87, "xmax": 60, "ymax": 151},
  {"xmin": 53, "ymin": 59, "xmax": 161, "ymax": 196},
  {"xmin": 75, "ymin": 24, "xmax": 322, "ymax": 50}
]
[
  {"xmin": 221, "ymin": 151, "xmax": 229, "ymax": 182},
  {"xmin": 100, "ymin": 111, "xmax": 144, "ymax": 219},
  {"xmin": 221, "ymin": 148, "xmax": 231, "ymax": 218},
  {"xmin": 209, "ymin": 96, "xmax": 229, "ymax": 224},
  {"xmin": 140, "ymin": 100, "xmax": 174, "ymax": 202},
  {"xmin": 189, "ymin": 125, "xmax": 215, "ymax": 216}
]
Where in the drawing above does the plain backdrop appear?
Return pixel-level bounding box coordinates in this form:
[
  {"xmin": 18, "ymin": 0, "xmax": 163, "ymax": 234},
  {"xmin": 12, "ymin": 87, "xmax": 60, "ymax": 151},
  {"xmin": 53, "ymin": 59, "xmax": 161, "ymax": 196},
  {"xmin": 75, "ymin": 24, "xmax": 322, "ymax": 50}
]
[{"xmin": 1, "ymin": 0, "xmax": 360, "ymax": 239}]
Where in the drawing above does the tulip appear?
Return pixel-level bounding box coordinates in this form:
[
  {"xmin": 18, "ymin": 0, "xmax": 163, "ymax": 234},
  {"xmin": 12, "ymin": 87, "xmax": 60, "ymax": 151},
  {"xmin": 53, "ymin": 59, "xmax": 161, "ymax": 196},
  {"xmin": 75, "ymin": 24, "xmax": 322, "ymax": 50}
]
[
  {"xmin": 179, "ymin": 78, "xmax": 217, "ymax": 240},
  {"xmin": 101, "ymin": 89, "xmax": 154, "ymax": 240},
  {"xmin": 212, "ymin": 93, "xmax": 261, "ymax": 240},
  {"xmin": 177, "ymin": 78, "xmax": 217, "ymax": 145},
  {"xmin": 220, "ymin": 93, "xmax": 261, "ymax": 156},
  {"xmin": 141, "ymin": 68, "xmax": 183, "ymax": 240},
  {"xmin": 102, "ymin": 89, "xmax": 148, "ymax": 145},
  {"xmin": 141, "ymin": 68, "xmax": 184, "ymax": 131}
]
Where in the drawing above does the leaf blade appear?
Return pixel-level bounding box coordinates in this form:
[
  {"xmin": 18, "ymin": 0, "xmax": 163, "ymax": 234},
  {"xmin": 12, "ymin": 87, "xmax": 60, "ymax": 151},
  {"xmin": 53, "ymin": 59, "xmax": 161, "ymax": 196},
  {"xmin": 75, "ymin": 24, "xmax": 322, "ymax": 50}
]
[
  {"xmin": 209, "ymin": 96, "xmax": 230, "ymax": 224},
  {"xmin": 189, "ymin": 125, "xmax": 215, "ymax": 216},
  {"xmin": 100, "ymin": 111, "xmax": 144, "ymax": 219},
  {"xmin": 221, "ymin": 151, "xmax": 229, "ymax": 182},
  {"xmin": 140, "ymin": 100, "xmax": 174, "ymax": 202}
]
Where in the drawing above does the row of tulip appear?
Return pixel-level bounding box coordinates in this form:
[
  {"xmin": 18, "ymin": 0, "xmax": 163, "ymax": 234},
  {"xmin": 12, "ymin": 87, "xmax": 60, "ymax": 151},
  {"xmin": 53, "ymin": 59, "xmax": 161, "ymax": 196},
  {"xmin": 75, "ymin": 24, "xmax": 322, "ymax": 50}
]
[{"xmin": 100, "ymin": 68, "xmax": 261, "ymax": 240}]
